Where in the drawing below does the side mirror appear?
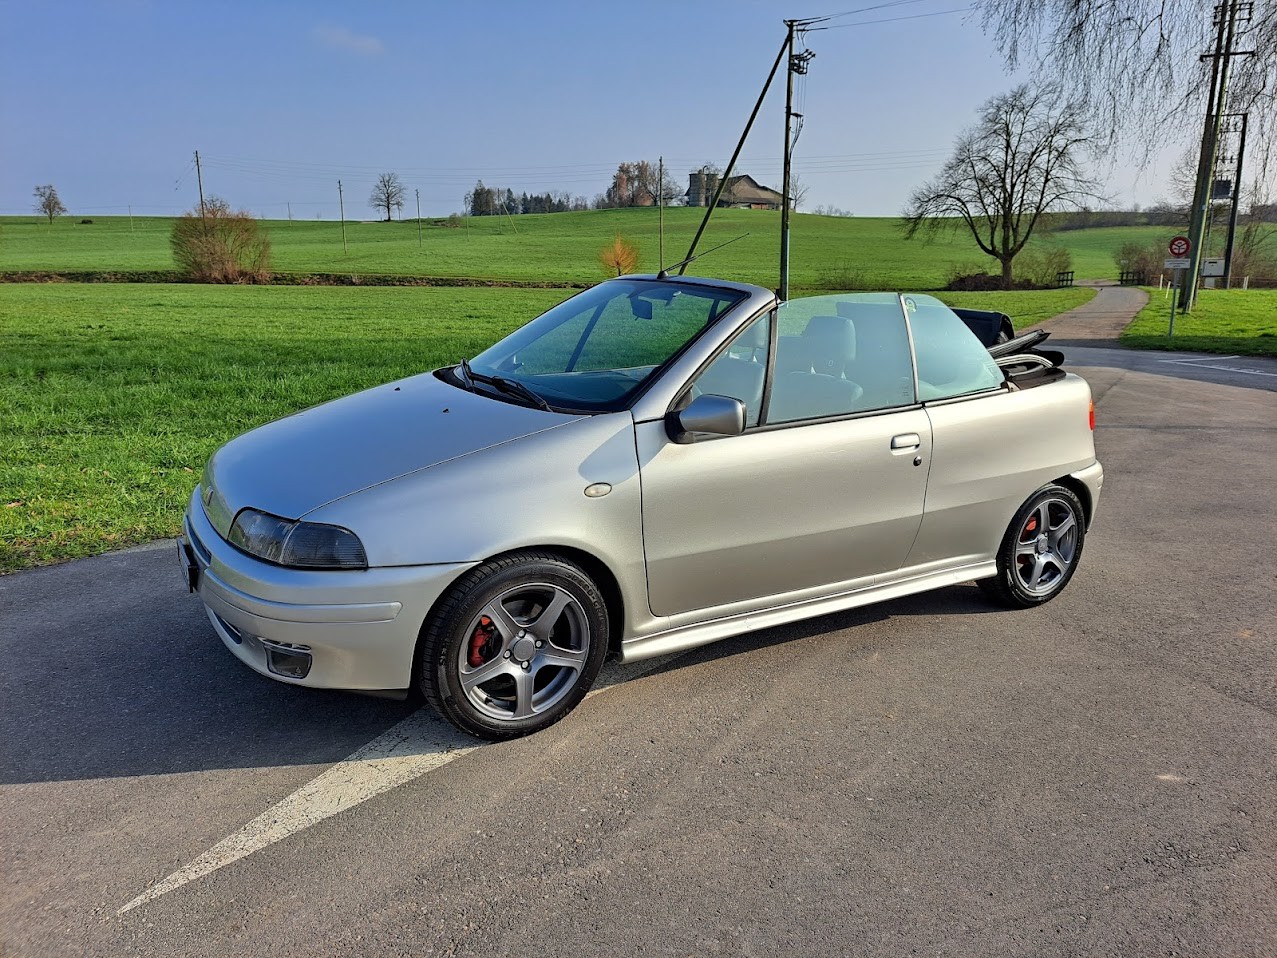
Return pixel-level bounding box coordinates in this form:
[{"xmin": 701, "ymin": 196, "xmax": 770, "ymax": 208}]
[{"xmin": 668, "ymin": 394, "xmax": 746, "ymax": 443}]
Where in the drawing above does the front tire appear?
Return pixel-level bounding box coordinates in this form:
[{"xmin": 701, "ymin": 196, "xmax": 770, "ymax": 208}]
[
  {"xmin": 978, "ymin": 484, "xmax": 1086, "ymax": 609},
  {"xmin": 419, "ymin": 551, "xmax": 609, "ymax": 740}
]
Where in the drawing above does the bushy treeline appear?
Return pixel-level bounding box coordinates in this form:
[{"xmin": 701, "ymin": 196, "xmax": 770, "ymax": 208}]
[
  {"xmin": 465, "ymin": 180, "xmax": 591, "ymax": 217},
  {"xmin": 463, "ymin": 160, "xmax": 684, "ymax": 217},
  {"xmin": 1044, "ymin": 207, "xmax": 1189, "ymax": 231}
]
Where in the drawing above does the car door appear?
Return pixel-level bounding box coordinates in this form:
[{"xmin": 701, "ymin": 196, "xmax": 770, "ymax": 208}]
[{"xmin": 636, "ymin": 295, "xmax": 932, "ymax": 618}]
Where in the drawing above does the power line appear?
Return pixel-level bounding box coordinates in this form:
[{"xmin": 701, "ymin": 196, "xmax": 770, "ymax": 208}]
[
  {"xmin": 813, "ymin": 0, "xmax": 938, "ymax": 20},
  {"xmin": 806, "ymin": 6, "xmax": 973, "ymax": 29}
]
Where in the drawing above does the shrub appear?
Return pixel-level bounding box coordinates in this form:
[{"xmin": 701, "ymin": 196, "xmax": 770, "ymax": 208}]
[
  {"xmin": 598, "ymin": 235, "xmax": 639, "ymax": 276},
  {"xmin": 170, "ymin": 197, "xmax": 271, "ymax": 283},
  {"xmin": 946, "ymin": 260, "xmax": 996, "ymax": 289},
  {"xmin": 1114, "ymin": 240, "xmax": 1171, "ymax": 284},
  {"xmin": 1014, "ymin": 245, "xmax": 1073, "ymax": 287},
  {"xmin": 947, "ymin": 272, "xmax": 1009, "ymax": 291},
  {"xmin": 1231, "ymin": 220, "xmax": 1277, "ymax": 288}
]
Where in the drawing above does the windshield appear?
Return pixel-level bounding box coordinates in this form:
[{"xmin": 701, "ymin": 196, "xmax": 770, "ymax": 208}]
[{"xmin": 466, "ymin": 279, "xmax": 747, "ymax": 410}]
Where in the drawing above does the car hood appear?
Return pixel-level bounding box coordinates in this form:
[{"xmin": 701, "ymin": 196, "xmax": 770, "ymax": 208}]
[{"xmin": 204, "ymin": 370, "xmax": 582, "ymax": 531}]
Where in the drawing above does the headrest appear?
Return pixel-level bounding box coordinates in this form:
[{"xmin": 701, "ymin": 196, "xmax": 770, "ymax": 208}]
[
  {"xmin": 802, "ymin": 314, "xmax": 856, "ymax": 363},
  {"xmin": 835, "ymin": 302, "xmax": 909, "ymax": 352}
]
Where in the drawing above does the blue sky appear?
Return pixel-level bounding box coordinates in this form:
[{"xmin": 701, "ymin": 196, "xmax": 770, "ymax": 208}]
[{"xmin": 0, "ymin": 0, "xmax": 1179, "ymax": 219}]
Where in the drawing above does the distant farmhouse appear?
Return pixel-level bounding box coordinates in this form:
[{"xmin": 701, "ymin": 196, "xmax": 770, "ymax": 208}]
[{"xmin": 686, "ymin": 169, "xmax": 786, "ymax": 210}]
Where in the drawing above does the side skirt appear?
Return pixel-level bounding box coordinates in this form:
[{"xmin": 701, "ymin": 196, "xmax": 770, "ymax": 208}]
[{"xmin": 618, "ymin": 560, "xmax": 997, "ymax": 663}]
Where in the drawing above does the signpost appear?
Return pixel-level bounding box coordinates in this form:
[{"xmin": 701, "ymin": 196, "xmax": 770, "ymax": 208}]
[{"xmin": 1166, "ymin": 237, "xmax": 1192, "ymax": 337}]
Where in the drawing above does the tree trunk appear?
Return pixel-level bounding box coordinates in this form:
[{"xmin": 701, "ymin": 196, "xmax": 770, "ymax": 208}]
[{"xmin": 1000, "ymin": 257, "xmax": 1014, "ymax": 288}]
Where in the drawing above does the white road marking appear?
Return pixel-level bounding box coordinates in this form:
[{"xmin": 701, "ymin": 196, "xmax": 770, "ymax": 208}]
[
  {"xmin": 118, "ymin": 656, "xmax": 676, "ymax": 915},
  {"xmin": 1159, "ymin": 356, "xmax": 1277, "ymax": 378}
]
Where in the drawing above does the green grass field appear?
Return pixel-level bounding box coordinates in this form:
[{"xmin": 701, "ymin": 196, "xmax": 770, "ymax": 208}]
[
  {"xmin": 1120, "ymin": 287, "xmax": 1277, "ymax": 357},
  {"xmin": 1, "ymin": 209, "xmax": 1161, "ymax": 288},
  {"xmin": 0, "ymin": 282, "xmax": 1092, "ymax": 572}
]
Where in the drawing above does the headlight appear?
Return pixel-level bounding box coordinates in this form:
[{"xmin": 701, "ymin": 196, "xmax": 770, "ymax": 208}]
[{"xmin": 228, "ymin": 508, "xmax": 368, "ymax": 570}]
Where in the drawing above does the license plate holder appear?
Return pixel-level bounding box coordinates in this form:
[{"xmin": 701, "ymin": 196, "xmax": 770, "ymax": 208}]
[{"xmin": 176, "ymin": 536, "xmax": 200, "ymax": 593}]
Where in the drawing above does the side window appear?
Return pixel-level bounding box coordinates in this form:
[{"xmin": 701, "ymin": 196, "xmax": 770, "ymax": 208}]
[
  {"xmin": 905, "ymin": 296, "xmax": 1005, "ymax": 401},
  {"xmin": 690, "ymin": 312, "xmax": 771, "ymax": 427},
  {"xmin": 766, "ymin": 294, "xmax": 915, "ymax": 424}
]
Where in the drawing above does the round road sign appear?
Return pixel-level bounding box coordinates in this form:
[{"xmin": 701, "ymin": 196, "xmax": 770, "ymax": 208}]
[{"xmin": 1169, "ymin": 236, "xmax": 1191, "ymax": 257}]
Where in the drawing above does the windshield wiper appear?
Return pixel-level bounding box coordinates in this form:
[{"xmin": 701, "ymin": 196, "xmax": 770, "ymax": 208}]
[
  {"xmin": 456, "ymin": 358, "xmax": 477, "ymax": 393},
  {"xmin": 460, "ymin": 363, "xmax": 553, "ymax": 412},
  {"xmin": 489, "ymin": 376, "xmax": 552, "ymax": 412}
]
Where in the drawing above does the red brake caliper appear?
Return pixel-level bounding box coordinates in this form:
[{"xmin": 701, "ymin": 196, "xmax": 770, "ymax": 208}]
[
  {"xmin": 468, "ymin": 615, "xmax": 498, "ymax": 667},
  {"xmin": 1019, "ymin": 515, "xmax": 1039, "ymax": 571}
]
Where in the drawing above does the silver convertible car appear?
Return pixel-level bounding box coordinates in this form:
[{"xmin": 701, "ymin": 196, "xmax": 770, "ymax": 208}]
[{"xmin": 180, "ymin": 277, "xmax": 1102, "ymax": 738}]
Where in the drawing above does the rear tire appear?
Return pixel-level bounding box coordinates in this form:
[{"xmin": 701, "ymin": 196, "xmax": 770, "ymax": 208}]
[
  {"xmin": 978, "ymin": 484, "xmax": 1086, "ymax": 609},
  {"xmin": 419, "ymin": 551, "xmax": 608, "ymax": 740}
]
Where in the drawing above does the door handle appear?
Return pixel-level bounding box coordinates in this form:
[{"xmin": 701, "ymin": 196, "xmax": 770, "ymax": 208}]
[{"xmin": 891, "ymin": 433, "xmax": 921, "ymax": 450}]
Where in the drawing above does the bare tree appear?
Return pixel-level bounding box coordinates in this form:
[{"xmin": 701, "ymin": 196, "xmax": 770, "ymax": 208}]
[
  {"xmin": 604, "ymin": 160, "xmax": 687, "ymax": 207},
  {"xmin": 903, "ymin": 84, "xmax": 1100, "ymax": 287},
  {"xmin": 369, "ymin": 172, "xmax": 405, "ymax": 222},
  {"xmin": 972, "ymin": 0, "xmax": 1276, "ymax": 151},
  {"xmin": 33, "ymin": 184, "xmax": 66, "ymax": 225},
  {"xmin": 790, "ymin": 174, "xmax": 810, "ymax": 212}
]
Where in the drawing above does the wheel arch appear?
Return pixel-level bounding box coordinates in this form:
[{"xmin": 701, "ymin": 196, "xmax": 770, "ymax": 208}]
[
  {"xmin": 510, "ymin": 545, "xmax": 627, "ymax": 658},
  {"xmin": 1052, "ymin": 473, "xmax": 1093, "ymax": 527}
]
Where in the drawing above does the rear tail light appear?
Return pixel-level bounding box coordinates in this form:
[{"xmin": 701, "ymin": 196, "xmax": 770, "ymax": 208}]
[{"xmin": 1088, "ymin": 399, "xmax": 1095, "ymax": 431}]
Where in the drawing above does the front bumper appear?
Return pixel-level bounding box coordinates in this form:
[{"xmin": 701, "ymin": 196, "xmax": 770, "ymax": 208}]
[{"xmin": 182, "ymin": 487, "xmax": 476, "ymax": 691}]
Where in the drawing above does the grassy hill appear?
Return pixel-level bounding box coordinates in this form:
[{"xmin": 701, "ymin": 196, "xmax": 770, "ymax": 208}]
[{"xmin": 0, "ymin": 208, "xmax": 1176, "ymax": 289}]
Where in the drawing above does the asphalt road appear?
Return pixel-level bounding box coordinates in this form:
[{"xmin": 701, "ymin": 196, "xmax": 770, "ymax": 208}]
[{"xmin": 3, "ymin": 345, "xmax": 1275, "ymax": 958}]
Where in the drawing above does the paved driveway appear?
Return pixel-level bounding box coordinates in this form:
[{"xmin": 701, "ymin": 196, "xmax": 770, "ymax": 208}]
[{"xmin": 2, "ymin": 346, "xmax": 1274, "ymax": 958}]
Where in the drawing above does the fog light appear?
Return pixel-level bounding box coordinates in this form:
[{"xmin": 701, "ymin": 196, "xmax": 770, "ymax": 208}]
[{"xmin": 260, "ymin": 640, "xmax": 313, "ymax": 679}]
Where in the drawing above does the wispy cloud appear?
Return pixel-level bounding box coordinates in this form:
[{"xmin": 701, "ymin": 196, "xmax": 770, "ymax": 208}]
[{"xmin": 313, "ymin": 24, "xmax": 384, "ymax": 56}]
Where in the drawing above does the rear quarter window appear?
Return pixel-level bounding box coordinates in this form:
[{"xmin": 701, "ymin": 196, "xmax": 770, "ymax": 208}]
[{"xmin": 905, "ymin": 295, "xmax": 1005, "ymax": 401}]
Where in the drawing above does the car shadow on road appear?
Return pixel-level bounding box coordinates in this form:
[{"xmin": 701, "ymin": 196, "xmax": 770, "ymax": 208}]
[
  {"xmin": 0, "ymin": 547, "xmax": 419, "ymax": 786},
  {"xmin": 0, "ymin": 544, "xmax": 1001, "ymax": 785},
  {"xmin": 635, "ymin": 581, "xmax": 1002, "ymax": 679}
]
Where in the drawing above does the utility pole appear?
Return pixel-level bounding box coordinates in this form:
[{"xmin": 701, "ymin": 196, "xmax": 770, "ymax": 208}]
[
  {"xmin": 416, "ymin": 189, "xmax": 422, "ymax": 248},
  {"xmin": 1222, "ymin": 112, "xmax": 1248, "ymax": 288},
  {"xmin": 338, "ymin": 179, "xmax": 348, "ymax": 255},
  {"xmin": 287, "ymin": 201, "xmax": 293, "ymax": 226},
  {"xmin": 194, "ymin": 150, "xmax": 207, "ymax": 230},
  {"xmin": 128, "ymin": 204, "xmax": 133, "ymax": 233},
  {"xmin": 1181, "ymin": 1, "xmax": 1252, "ymax": 310},
  {"xmin": 679, "ymin": 15, "xmax": 826, "ymax": 275},
  {"xmin": 779, "ymin": 23, "xmax": 815, "ymax": 301},
  {"xmin": 658, "ymin": 155, "xmax": 665, "ymax": 269},
  {"xmin": 779, "ymin": 21, "xmax": 796, "ymax": 301}
]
